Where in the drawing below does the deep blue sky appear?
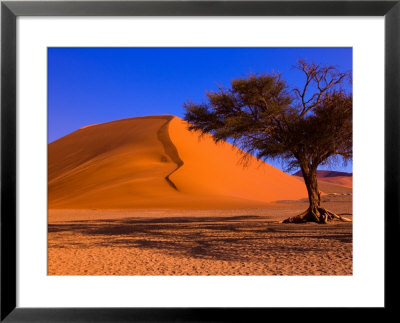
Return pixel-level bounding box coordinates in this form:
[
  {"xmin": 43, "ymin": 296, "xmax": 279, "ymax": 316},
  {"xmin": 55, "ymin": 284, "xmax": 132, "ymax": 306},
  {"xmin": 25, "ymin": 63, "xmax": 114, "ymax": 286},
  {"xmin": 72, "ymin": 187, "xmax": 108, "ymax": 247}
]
[{"xmin": 48, "ymin": 47, "xmax": 352, "ymax": 173}]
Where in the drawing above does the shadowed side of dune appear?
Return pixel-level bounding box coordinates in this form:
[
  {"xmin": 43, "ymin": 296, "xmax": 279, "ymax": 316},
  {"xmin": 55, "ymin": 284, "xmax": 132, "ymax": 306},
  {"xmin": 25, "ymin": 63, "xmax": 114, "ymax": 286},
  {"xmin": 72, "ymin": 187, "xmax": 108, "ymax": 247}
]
[
  {"xmin": 157, "ymin": 116, "xmax": 184, "ymax": 190},
  {"xmin": 49, "ymin": 116, "xmax": 182, "ymax": 209}
]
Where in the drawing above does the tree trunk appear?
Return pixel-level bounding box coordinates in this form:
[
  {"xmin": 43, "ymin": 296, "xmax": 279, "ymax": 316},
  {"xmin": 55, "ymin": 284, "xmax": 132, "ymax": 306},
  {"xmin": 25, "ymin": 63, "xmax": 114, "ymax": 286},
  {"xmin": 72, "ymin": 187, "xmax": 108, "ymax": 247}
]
[
  {"xmin": 303, "ymin": 166, "xmax": 322, "ymax": 222},
  {"xmin": 282, "ymin": 164, "xmax": 351, "ymax": 224}
]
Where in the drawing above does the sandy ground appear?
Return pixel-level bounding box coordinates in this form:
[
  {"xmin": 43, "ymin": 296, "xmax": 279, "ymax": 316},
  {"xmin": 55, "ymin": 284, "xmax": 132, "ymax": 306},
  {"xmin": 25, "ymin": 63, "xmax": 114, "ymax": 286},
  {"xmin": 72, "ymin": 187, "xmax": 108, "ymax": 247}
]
[{"xmin": 48, "ymin": 195, "xmax": 352, "ymax": 276}]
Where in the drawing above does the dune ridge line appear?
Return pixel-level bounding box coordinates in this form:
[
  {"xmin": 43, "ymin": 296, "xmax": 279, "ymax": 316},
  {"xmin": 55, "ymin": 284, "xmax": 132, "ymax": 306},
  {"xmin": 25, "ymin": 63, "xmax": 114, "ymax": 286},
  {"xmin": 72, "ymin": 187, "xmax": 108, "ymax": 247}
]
[{"xmin": 157, "ymin": 116, "xmax": 184, "ymax": 191}]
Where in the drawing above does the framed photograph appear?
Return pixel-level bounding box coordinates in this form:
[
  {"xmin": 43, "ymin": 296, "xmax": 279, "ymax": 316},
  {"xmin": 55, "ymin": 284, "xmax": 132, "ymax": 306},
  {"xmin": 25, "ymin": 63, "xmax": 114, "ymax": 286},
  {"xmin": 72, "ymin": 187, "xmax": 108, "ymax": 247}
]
[{"xmin": 1, "ymin": 0, "xmax": 399, "ymax": 321}]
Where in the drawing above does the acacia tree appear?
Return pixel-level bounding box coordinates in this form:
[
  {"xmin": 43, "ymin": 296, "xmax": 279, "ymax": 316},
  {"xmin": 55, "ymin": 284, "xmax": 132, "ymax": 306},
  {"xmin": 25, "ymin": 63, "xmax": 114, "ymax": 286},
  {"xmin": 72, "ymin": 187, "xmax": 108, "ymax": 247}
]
[{"xmin": 183, "ymin": 60, "xmax": 352, "ymax": 223}]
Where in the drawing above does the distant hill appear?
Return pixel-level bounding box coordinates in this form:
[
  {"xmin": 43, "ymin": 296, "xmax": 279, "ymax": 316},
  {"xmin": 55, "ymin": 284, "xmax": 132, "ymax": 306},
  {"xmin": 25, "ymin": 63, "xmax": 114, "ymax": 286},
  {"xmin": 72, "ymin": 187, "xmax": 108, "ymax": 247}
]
[
  {"xmin": 48, "ymin": 115, "xmax": 308, "ymax": 209},
  {"xmin": 293, "ymin": 170, "xmax": 352, "ymax": 178},
  {"xmin": 293, "ymin": 170, "xmax": 352, "ymax": 190}
]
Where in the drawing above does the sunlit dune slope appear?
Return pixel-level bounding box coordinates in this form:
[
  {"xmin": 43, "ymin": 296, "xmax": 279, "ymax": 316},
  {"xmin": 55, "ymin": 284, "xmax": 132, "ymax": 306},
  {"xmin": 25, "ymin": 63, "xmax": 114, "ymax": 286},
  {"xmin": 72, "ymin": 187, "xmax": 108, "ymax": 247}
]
[
  {"xmin": 168, "ymin": 117, "xmax": 307, "ymax": 204},
  {"xmin": 49, "ymin": 115, "xmax": 307, "ymax": 209}
]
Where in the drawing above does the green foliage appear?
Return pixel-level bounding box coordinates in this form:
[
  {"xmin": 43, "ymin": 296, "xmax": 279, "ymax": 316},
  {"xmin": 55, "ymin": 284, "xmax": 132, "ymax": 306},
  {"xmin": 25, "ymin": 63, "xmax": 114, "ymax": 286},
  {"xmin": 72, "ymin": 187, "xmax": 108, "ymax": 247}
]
[{"xmin": 184, "ymin": 60, "xmax": 352, "ymax": 172}]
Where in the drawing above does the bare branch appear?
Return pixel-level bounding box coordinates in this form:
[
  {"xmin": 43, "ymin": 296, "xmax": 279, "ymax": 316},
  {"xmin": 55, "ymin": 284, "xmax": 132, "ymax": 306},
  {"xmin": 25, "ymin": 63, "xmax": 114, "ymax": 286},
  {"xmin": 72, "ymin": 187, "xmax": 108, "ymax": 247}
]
[{"xmin": 294, "ymin": 60, "xmax": 350, "ymax": 117}]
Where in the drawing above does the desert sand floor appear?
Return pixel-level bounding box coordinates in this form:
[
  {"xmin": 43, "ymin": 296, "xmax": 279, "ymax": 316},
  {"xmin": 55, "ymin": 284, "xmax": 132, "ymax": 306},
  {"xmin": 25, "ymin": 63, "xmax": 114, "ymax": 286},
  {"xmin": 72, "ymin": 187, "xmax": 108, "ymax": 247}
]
[{"xmin": 48, "ymin": 195, "xmax": 352, "ymax": 276}]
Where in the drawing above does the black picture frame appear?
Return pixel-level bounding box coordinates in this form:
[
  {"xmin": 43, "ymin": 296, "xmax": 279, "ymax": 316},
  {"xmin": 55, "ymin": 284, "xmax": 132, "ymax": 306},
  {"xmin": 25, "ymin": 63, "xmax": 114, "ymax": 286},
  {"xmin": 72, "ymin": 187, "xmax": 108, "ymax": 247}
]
[{"xmin": 1, "ymin": 0, "xmax": 399, "ymax": 321}]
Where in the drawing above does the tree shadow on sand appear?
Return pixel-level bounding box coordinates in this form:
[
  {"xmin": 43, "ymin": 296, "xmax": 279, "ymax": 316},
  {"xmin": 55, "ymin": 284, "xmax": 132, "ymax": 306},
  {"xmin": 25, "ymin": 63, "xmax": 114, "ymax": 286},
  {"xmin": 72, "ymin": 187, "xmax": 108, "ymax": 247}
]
[{"xmin": 49, "ymin": 215, "xmax": 352, "ymax": 262}]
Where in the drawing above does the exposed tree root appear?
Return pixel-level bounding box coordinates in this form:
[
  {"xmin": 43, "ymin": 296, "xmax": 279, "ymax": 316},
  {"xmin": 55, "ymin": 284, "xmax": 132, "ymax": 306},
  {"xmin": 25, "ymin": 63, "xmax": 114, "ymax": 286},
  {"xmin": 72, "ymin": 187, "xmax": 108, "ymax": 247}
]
[{"xmin": 281, "ymin": 207, "xmax": 352, "ymax": 224}]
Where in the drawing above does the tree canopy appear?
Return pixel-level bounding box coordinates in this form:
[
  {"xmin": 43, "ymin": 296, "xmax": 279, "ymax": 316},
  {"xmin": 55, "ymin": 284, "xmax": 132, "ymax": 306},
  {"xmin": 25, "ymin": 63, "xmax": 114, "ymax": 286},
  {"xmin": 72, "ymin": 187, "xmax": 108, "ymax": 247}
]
[{"xmin": 184, "ymin": 59, "xmax": 352, "ymax": 223}]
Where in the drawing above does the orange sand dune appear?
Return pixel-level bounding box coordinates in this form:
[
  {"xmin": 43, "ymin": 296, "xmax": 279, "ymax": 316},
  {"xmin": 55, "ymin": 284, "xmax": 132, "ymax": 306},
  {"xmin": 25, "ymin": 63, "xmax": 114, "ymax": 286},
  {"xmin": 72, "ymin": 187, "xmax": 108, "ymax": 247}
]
[{"xmin": 49, "ymin": 115, "xmax": 307, "ymax": 209}]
